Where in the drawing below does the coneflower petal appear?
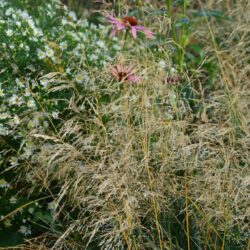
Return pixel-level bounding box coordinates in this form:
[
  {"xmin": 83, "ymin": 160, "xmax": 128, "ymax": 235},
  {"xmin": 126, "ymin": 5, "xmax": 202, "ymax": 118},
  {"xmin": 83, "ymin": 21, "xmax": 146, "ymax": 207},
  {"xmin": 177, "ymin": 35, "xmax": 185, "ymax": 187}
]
[
  {"xmin": 135, "ymin": 26, "xmax": 154, "ymax": 38},
  {"xmin": 131, "ymin": 27, "xmax": 137, "ymax": 39},
  {"xmin": 117, "ymin": 65, "xmax": 122, "ymax": 73},
  {"xmin": 127, "ymin": 75, "xmax": 140, "ymax": 83},
  {"xmin": 110, "ymin": 28, "xmax": 118, "ymax": 37},
  {"xmin": 110, "ymin": 64, "xmax": 140, "ymax": 83},
  {"xmin": 110, "ymin": 67, "xmax": 118, "ymax": 76}
]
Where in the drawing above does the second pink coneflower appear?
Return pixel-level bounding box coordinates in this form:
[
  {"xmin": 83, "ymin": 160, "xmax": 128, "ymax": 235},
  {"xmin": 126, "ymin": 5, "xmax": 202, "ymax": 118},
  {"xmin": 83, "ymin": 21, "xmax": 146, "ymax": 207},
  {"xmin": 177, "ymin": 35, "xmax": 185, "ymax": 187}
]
[
  {"xmin": 165, "ymin": 67, "xmax": 180, "ymax": 84},
  {"xmin": 107, "ymin": 14, "xmax": 154, "ymax": 39},
  {"xmin": 110, "ymin": 64, "xmax": 140, "ymax": 83},
  {"xmin": 165, "ymin": 75, "xmax": 180, "ymax": 84}
]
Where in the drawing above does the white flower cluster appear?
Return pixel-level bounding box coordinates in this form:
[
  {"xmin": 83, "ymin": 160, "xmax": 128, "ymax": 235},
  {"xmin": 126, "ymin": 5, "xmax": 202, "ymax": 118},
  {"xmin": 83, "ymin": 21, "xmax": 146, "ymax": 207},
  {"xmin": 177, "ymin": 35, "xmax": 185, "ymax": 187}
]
[
  {"xmin": 0, "ymin": 0, "xmax": 120, "ymax": 242},
  {"xmin": 0, "ymin": 0, "xmax": 119, "ymax": 138}
]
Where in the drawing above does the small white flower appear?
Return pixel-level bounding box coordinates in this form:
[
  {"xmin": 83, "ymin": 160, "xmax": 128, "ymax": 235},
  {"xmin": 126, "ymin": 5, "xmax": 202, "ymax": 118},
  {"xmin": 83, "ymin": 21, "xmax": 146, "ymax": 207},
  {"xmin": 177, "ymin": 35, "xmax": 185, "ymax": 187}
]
[
  {"xmin": 16, "ymin": 21, "xmax": 21, "ymax": 27},
  {"xmin": 0, "ymin": 113, "xmax": 10, "ymax": 119},
  {"xmin": 96, "ymin": 40, "xmax": 105, "ymax": 48},
  {"xmin": 89, "ymin": 54, "xmax": 98, "ymax": 61},
  {"xmin": 24, "ymin": 87, "xmax": 31, "ymax": 96},
  {"xmin": 79, "ymin": 104, "xmax": 86, "ymax": 111},
  {"xmin": 68, "ymin": 11, "xmax": 77, "ymax": 21},
  {"xmin": 75, "ymin": 72, "xmax": 88, "ymax": 83},
  {"xmin": 10, "ymin": 157, "xmax": 18, "ymax": 167},
  {"xmin": 46, "ymin": 48, "xmax": 54, "ymax": 58},
  {"xmin": 159, "ymin": 60, "xmax": 166, "ymax": 69},
  {"xmin": 66, "ymin": 68, "xmax": 71, "ymax": 74},
  {"xmin": 59, "ymin": 41, "xmax": 67, "ymax": 50},
  {"xmin": 0, "ymin": 179, "xmax": 10, "ymax": 188},
  {"xmin": 40, "ymin": 79, "xmax": 49, "ymax": 88},
  {"xmin": 145, "ymin": 98, "xmax": 151, "ymax": 108},
  {"xmin": 0, "ymin": 125, "xmax": 9, "ymax": 136},
  {"xmin": 43, "ymin": 121, "xmax": 49, "ymax": 128},
  {"xmin": 33, "ymin": 28, "xmax": 43, "ymax": 37},
  {"xmin": 23, "ymin": 144, "xmax": 33, "ymax": 159},
  {"xmin": 82, "ymin": 19, "xmax": 89, "ymax": 27},
  {"xmin": 0, "ymin": 88, "xmax": 4, "ymax": 97},
  {"xmin": 9, "ymin": 43, "xmax": 15, "ymax": 50},
  {"xmin": 51, "ymin": 56, "xmax": 57, "ymax": 63},
  {"xmin": 98, "ymin": 24, "xmax": 105, "ymax": 30},
  {"xmin": 170, "ymin": 67, "xmax": 177, "ymax": 74},
  {"xmin": 5, "ymin": 8, "xmax": 13, "ymax": 16},
  {"xmin": 169, "ymin": 93, "xmax": 176, "ymax": 106},
  {"xmin": 27, "ymin": 99, "xmax": 36, "ymax": 108},
  {"xmin": 15, "ymin": 78, "xmax": 25, "ymax": 88},
  {"xmin": 13, "ymin": 115, "xmax": 21, "ymax": 125},
  {"xmin": 27, "ymin": 64, "xmax": 36, "ymax": 72},
  {"xmin": 130, "ymin": 95, "xmax": 137, "ymax": 102},
  {"xmin": 81, "ymin": 33, "xmax": 88, "ymax": 42},
  {"xmin": 73, "ymin": 48, "xmax": 81, "ymax": 57},
  {"xmin": 28, "ymin": 118, "xmax": 39, "ymax": 128},
  {"xmin": 52, "ymin": 111, "xmax": 59, "ymax": 119},
  {"xmin": 62, "ymin": 18, "xmax": 68, "ymax": 25},
  {"xmin": 111, "ymin": 105, "xmax": 121, "ymax": 112},
  {"xmin": 28, "ymin": 207, "xmax": 34, "ymax": 214},
  {"xmin": 75, "ymin": 73, "xmax": 84, "ymax": 83},
  {"xmin": 9, "ymin": 95, "xmax": 23, "ymax": 106},
  {"xmin": 37, "ymin": 49, "xmax": 46, "ymax": 60},
  {"xmin": 19, "ymin": 226, "xmax": 31, "ymax": 236},
  {"xmin": 33, "ymin": 28, "xmax": 39, "ymax": 36},
  {"xmin": 63, "ymin": 4, "xmax": 68, "ymax": 11},
  {"xmin": 9, "ymin": 196, "xmax": 17, "ymax": 204},
  {"xmin": 113, "ymin": 44, "xmax": 121, "ymax": 50},
  {"xmin": 3, "ymin": 219, "xmax": 12, "ymax": 227},
  {"xmin": 6, "ymin": 29, "xmax": 13, "ymax": 37},
  {"xmin": 165, "ymin": 113, "xmax": 173, "ymax": 120},
  {"xmin": 19, "ymin": 11, "xmax": 29, "ymax": 20},
  {"xmin": 48, "ymin": 201, "xmax": 57, "ymax": 211},
  {"xmin": 90, "ymin": 23, "xmax": 97, "ymax": 30}
]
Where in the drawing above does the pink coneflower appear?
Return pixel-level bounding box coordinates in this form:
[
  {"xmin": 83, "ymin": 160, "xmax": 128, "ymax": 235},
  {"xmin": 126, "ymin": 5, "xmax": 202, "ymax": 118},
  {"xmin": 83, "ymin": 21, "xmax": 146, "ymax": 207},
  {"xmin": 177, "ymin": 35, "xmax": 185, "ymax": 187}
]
[
  {"xmin": 106, "ymin": 14, "xmax": 154, "ymax": 39},
  {"xmin": 165, "ymin": 75, "xmax": 180, "ymax": 84},
  {"xmin": 165, "ymin": 67, "xmax": 180, "ymax": 84},
  {"xmin": 110, "ymin": 64, "xmax": 140, "ymax": 83}
]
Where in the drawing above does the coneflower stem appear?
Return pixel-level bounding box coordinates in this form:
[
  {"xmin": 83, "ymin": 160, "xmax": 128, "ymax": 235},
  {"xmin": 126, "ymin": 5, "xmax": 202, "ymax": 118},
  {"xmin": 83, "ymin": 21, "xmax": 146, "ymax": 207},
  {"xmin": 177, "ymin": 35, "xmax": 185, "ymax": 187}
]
[
  {"xmin": 182, "ymin": 0, "xmax": 187, "ymax": 16},
  {"xmin": 118, "ymin": 0, "xmax": 122, "ymax": 16},
  {"xmin": 122, "ymin": 30, "xmax": 129, "ymax": 52},
  {"xmin": 179, "ymin": 0, "xmax": 187, "ymax": 71},
  {"xmin": 165, "ymin": 0, "xmax": 172, "ymax": 19}
]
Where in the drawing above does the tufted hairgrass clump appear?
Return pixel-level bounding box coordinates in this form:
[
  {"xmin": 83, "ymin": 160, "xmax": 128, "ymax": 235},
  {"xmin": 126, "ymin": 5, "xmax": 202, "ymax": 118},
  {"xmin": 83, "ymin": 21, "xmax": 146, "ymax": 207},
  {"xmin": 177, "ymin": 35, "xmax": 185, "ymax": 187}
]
[{"xmin": 0, "ymin": 0, "xmax": 249, "ymax": 249}]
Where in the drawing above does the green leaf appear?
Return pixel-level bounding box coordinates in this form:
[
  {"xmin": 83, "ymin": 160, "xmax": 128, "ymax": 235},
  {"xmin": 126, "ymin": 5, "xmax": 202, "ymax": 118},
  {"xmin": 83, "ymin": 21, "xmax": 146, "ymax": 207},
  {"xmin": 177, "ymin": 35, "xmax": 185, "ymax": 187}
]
[
  {"xmin": 194, "ymin": 10, "xmax": 225, "ymax": 19},
  {"xmin": 0, "ymin": 228, "xmax": 24, "ymax": 247},
  {"xmin": 34, "ymin": 211, "xmax": 53, "ymax": 224}
]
